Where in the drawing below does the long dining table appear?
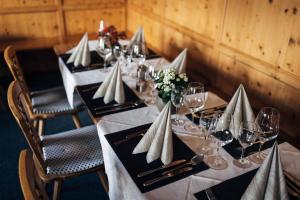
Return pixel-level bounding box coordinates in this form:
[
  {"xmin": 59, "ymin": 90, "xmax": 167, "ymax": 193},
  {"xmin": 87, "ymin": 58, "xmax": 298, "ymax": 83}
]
[{"xmin": 55, "ymin": 40, "xmax": 300, "ymax": 200}]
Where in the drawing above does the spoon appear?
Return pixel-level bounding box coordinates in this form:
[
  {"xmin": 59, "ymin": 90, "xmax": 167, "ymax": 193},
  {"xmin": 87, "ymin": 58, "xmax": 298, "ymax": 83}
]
[{"xmin": 161, "ymin": 155, "xmax": 204, "ymax": 175}]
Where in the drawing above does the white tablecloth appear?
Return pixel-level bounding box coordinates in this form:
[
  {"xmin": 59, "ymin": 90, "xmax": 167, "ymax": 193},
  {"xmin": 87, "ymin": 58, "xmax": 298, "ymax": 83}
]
[
  {"xmin": 97, "ymin": 106, "xmax": 300, "ymax": 200},
  {"xmin": 57, "ymin": 42, "xmax": 300, "ymax": 199},
  {"xmin": 58, "ymin": 40, "xmax": 169, "ymax": 108}
]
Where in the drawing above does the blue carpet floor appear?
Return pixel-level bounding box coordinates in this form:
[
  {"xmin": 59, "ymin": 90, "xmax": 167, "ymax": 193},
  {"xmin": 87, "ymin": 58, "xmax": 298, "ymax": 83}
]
[{"xmin": 0, "ymin": 73, "xmax": 109, "ymax": 199}]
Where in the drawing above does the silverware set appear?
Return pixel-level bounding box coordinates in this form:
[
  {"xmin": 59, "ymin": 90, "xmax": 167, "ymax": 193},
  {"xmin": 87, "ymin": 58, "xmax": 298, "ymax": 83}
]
[
  {"xmin": 140, "ymin": 155, "xmax": 204, "ymax": 186},
  {"xmin": 95, "ymin": 100, "xmax": 144, "ymax": 116},
  {"xmin": 71, "ymin": 63, "xmax": 103, "ymax": 73}
]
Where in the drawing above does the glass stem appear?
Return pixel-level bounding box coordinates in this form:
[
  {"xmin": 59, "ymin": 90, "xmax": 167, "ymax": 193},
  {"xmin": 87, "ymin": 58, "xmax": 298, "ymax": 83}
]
[
  {"xmin": 175, "ymin": 107, "xmax": 179, "ymax": 122},
  {"xmin": 240, "ymin": 147, "xmax": 246, "ymax": 162},
  {"xmin": 191, "ymin": 112, "xmax": 195, "ymax": 125},
  {"xmin": 257, "ymin": 142, "xmax": 264, "ymax": 158}
]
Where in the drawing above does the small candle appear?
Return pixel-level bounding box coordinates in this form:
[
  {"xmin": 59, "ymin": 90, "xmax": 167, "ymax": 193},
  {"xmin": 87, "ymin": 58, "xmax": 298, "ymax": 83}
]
[{"xmin": 99, "ymin": 20, "xmax": 104, "ymax": 32}]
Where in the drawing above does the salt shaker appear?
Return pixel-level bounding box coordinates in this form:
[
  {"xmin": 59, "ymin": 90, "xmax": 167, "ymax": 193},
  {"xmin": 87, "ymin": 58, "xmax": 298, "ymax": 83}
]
[{"xmin": 136, "ymin": 64, "xmax": 147, "ymax": 93}]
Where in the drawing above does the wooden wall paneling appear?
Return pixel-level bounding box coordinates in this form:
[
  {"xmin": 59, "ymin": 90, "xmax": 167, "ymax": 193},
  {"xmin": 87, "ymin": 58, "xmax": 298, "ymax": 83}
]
[
  {"xmin": 0, "ymin": 12, "xmax": 60, "ymax": 40},
  {"xmin": 64, "ymin": 7, "xmax": 125, "ymax": 36},
  {"xmin": 216, "ymin": 52, "xmax": 300, "ymax": 141},
  {"xmin": 0, "ymin": 0, "xmax": 126, "ymax": 50},
  {"xmin": 221, "ymin": 0, "xmax": 297, "ymax": 66},
  {"xmin": 0, "ymin": 0, "xmax": 55, "ymax": 8},
  {"xmin": 164, "ymin": 0, "xmax": 222, "ymax": 41},
  {"xmin": 63, "ymin": 0, "xmax": 125, "ymax": 5},
  {"xmin": 126, "ymin": 0, "xmax": 300, "ymax": 144},
  {"xmin": 55, "ymin": 0, "xmax": 66, "ymax": 42}
]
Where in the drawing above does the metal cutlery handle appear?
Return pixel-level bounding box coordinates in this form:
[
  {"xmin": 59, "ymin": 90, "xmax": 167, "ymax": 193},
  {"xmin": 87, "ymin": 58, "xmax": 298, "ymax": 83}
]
[
  {"xmin": 96, "ymin": 105, "xmax": 133, "ymax": 115},
  {"xmin": 161, "ymin": 163, "xmax": 188, "ymax": 175},
  {"xmin": 137, "ymin": 159, "xmax": 186, "ymax": 178},
  {"xmin": 113, "ymin": 130, "xmax": 146, "ymax": 145},
  {"xmin": 143, "ymin": 174, "xmax": 171, "ymax": 186},
  {"xmin": 143, "ymin": 167, "xmax": 193, "ymax": 187},
  {"xmin": 138, "ymin": 166, "xmax": 165, "ymax": 178}
]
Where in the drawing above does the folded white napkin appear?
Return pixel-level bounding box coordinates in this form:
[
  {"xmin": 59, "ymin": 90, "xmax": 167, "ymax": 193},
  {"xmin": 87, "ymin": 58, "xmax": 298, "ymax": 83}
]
[
  {"xmin": 133, "ymin": 102, "xmax": 173, "ymax": 165},
  {"xmin": 169, "ymin": 48, "xmax": 187, "ymax": 73},
  {"xmin": 92, "ymin": 61, "xmax": 125, "ymax": 104},
  {"xmin": 126, "ymin": 26, "xmax": 146, "ymax": 52},
  {"xmin": 215, "ymin": 84, "xmax": 255, "ymax": 138},
  {"xmin": 67, "ymin": 33, "xmax": 91, "ymax": 67},
  {"xmin": 241, "ymin": 143, "xmax": 289, "ymax": 200}
]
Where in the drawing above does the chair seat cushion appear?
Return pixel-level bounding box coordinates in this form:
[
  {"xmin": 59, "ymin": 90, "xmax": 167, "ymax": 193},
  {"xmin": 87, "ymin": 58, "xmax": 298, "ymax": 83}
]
[
  {"xmin": 31, "ymin": 86, "xmax": 83, "ymax": 115},
  {"xmin": 40, "ymin": 125, "xmax": 104, "ymax": 175}
]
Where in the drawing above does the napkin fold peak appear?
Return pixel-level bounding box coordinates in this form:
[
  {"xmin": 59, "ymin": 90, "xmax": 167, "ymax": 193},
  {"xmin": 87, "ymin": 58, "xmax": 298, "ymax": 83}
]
[
  {"xmin": 241, "ymin": 143, "xmax": 289, "ymax": 200},
  {"xmin": 92, "ymin": 61, "xmax": 125, "ymax": 104},
  {"xmin": 126, "ymin": 26, "xmax": 148, "ymax": 54},
  {"xmin": 216, "ymin": 84, "xmax": 255, "ymax": 138},
  {"xmin": 169, "ymin": 48, "xmax": 187, "ymax": 73},
  {"xmin": 133, "ymin": 102, "xmax": 173, "ymax": 165},
  {"xmin": 67, "ymin": 33, "xmax": 91, "ymax": 67}
]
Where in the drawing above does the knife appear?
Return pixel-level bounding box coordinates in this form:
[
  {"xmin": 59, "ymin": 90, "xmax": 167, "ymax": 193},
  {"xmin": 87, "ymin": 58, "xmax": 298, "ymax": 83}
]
[
  {"xmin": 95, "ymin": 100, "xmax": 144, "ymax": 116},
  {"xmin": 137, "ymin": 159, "xmax": 186, "ymax": 178},
  {"xmin": 143, "ymin": 166, "xmax": 193, "ymax": 186},
  {"xmin": 114, "ymin": 130, "xmax": 146, "ymax": 145},
  {"xmin": 94, "ymin": 100, "xmax": 144, "ymax": 111}
]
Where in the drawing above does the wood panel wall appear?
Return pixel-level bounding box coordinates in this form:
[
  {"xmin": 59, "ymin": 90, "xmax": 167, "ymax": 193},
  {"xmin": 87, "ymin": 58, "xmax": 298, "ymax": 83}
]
[
  {"xmin": 126, "ymin": 0, "xmax": 300, "ymax": 144},
  {"xmin": 0, "ymin": 0, "xmax": 125, "ymax": 49}
]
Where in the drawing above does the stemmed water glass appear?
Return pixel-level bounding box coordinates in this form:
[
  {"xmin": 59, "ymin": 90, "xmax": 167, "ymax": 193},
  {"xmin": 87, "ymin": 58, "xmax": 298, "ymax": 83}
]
[
  {"xmin": 233, "ymin": 121, "xmax": 258, "ymax": 168},
  {"xmin": 171, "ymin": 87, "xmax": 185, "ymax": 126},
  {"xmin": 197, "ymin": 113, "xmax": 219, "ymax": 155},
  {"xmin": 249, "ymin": 107, "xmax": 280, "ymax": 164},
  {"xmin": 131, "ymin": 43, "xmax": 146, "ymax": 66},
  {"xmin": 184, "ymin": 82, "xmax": 205, "ymax": 132},
  {"xmin": 206, "ymin": 113, "xmax": 234, "ymax": 170}
]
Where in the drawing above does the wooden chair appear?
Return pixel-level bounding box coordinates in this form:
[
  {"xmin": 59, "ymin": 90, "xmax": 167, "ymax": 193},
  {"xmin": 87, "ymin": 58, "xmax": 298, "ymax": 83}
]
[
  {"xmin": 4, "ymin": 45, "xmax": 84, "ymax": 136},
  {"xmin": 19, "ymin": 149, "xmax": 49, "ymax": 200},
  {"xmin": 8, "ymin": 81, "xmax": 108, "ymax": 200}
]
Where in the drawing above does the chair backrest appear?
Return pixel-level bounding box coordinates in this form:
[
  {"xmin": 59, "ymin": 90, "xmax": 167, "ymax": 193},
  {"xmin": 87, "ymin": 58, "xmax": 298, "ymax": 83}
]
[
  {"xmin": 19, "ymin": 149, "xmax": 49, "ymax": 200},
  {"xmin": 7, "ymin": 81, "xmax": 45, "ymax": 170},
  {"xmin": 4, "ymin": 46, "xmax": 31, "ymax": 101}
]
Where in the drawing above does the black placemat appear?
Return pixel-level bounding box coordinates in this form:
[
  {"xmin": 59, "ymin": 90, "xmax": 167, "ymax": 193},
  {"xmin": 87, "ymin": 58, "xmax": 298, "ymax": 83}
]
[
  {"xmin": 105, "ymin": 123, "xmax": 209, "ymax": 193},
  {"xmin": 60, "ymin": 51, "xmax": 105, "ymax": 73},
  {"xmin": 77, "ymin": 82, "xmax": 146, "ymax": 117},
  {"xmin": 194, "ymin": 169, "xmax": 258, "ymax": 200},
  {"xmin": 222, "ymin": 137, "xmax": 280, "ymax": 159}
]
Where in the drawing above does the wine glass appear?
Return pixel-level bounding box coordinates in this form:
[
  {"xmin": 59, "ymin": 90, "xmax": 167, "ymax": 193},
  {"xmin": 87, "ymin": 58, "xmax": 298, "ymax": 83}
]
[
  {"xmin": 233, "ymin": 121, "xmax": 258, "ymax": 168},
  {"xmin": 131, "ymin": 43, "xmax": 146, "ymax": 66},
  {"xmin": 171, "ymin": 87, "xmax": 185, "ymax": 126},
  {"xmin": 206, "ymin": 113, "xmax": 234, "ymax": 170},
  {"xmin": 184, "ymin": 82, "xmax": 205, "ymax": 132},
  {"xmin": 113, "ymin": 45, "xmax": 123, "ymax": 61},
  {"xmin": 197, "ymin": 112, "xmax": 219, "ymax": 155},
  {"xmin": 249, "ymin": 107, "xmax": 280, "ymax": 164}
]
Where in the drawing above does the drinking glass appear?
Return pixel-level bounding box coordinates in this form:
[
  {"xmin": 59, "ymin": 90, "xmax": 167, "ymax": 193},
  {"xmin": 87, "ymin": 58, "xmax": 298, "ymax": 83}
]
[
  {"xmin": 113, "ymin": 45, "xmax": 123, "ymax": 61},
  {"xmin": 145, "ymin": 65, "xmax": 157, "ymax": 105},
  {"xmin": 171, "ymin": 87, "xmax": 185, "ymax": 126},
  {"xmin": 233, "ymin": 121, "xmax": 258, "ymax": 168},
  {"xmin": 184, "ymin": 82, "xmax": 205, "ymax": 132},
  {"xmin": 131, "ymin": 43, "xmax": 146, "ymax": 66},
  {"xmin": 206, "ymin": 114, "xmax": 234, "ymax": 170},
  {"xmin": 197, "ymin": 112, "xmax": 219, "ymax": 155},
  {"xmin": 249, "ymin": 107, "xmax": 280, "ymax": 164}
]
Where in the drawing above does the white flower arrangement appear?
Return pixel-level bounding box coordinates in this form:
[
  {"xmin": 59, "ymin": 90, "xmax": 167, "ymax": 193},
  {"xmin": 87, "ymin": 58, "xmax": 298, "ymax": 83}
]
[{"xmin": 154, "ymin": 68, "xmax": 188, "ymax": 103}]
